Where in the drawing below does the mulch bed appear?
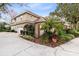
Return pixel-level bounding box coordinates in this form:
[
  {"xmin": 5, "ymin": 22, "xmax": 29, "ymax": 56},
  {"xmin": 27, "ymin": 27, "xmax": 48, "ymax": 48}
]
[{"xmin": 20, "ymin": 35, "xmax": 69, "ymax": 48}]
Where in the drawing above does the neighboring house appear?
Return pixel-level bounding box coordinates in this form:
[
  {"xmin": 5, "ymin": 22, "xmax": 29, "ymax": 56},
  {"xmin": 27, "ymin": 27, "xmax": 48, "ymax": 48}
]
[{"xmin": 10, "ymin": 10, "xmax": 45, "ymax": 38}]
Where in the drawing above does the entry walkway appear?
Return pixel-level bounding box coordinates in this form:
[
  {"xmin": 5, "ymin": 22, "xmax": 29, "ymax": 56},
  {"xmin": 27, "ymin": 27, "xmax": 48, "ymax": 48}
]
[{"xmin": 0, "ymin": 32, "xmax": 79, "ymax": 56}]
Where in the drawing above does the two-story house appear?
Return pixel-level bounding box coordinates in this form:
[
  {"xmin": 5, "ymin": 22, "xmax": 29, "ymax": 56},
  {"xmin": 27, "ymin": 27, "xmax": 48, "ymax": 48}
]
[{"xmin": 10, "ymin": 10, "xmax": 45, "ymax": 38}]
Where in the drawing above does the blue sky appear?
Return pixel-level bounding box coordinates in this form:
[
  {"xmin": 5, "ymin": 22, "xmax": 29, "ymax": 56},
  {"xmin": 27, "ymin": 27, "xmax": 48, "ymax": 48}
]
[
  {"xmin": 1, "ymin": 3, "xmax": 57, "ymax": 23},
  {"xmin": 10, "ymin": 3, "xmax": 57, "ymax": 16}
]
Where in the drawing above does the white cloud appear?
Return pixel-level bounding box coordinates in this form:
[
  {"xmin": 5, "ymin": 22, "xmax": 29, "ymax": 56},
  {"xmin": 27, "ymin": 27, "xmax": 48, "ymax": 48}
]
[
  {"xmin": 27, "ymin": 3, "xmax": 55, "ymax": 12},
  {"xmin": 41, "ymin": 5, "xmax": 53, "ymax": 11},
  {"xmin": 28, "ymin": 3, "xmax": 42, "ymax": 9},
  {"xmin": 27, "ymin": 3, "xmax": 50, "ymax": 11}
]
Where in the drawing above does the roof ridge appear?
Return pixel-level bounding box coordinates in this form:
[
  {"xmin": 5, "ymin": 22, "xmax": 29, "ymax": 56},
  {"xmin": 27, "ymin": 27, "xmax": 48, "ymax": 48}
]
[{"xmin": 12, "ymin": 10, "xmax": 41, "ymax": 19}]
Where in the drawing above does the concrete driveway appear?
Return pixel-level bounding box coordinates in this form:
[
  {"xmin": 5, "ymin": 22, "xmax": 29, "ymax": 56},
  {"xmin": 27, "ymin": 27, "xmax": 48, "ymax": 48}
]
[{"xmin": 0, "ymin": 32, "xmax": 79, "ymax": 56}]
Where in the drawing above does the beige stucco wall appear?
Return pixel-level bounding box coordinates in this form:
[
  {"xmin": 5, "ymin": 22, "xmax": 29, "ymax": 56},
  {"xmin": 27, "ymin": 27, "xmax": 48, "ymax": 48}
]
[
  {"xmin": 15, "ymin": 13, "xmax": 38, "ymax": 23},
  {"xmin": 11, "ymin": 12, "xmax": 39, "ymax": 34}
]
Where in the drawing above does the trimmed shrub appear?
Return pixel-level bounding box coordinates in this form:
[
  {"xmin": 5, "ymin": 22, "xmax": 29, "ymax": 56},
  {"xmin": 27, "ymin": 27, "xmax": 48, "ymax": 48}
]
[
  {"xmin": 68, "ymin": 29, "xmax": 79, "ymax": 37},
  {"xmin": 59, "ymin": 34, "xmax": 75, "ymax": 42}
]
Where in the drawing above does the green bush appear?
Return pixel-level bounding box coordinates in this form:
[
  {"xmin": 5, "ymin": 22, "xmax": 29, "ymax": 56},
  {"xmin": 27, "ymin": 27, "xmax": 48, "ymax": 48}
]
[
  {"xmin": 68, "ymin": 29, "xmax": 79, "ymax": 37},
  {"xmin": 40, "ymin": 32, "xmax": 52, "ymax": 44},
  {"xmin": 22, "ymin": 35, "xmax": 34, "ymax": 41},
  {"xmin": 59, "ymin": 34, "xmax": 75, "ymax": 42},
  {"xmin": 40, "ymin": 32, "xmax": 51, "ymax": 41},
  {"xmin": 40, "ymin": 32, "xmax": 49, "ymax": 40}
]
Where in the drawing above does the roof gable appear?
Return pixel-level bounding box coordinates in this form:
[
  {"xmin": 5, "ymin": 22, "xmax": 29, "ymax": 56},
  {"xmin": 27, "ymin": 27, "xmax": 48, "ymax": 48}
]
[{"xmin": 12, "ymin": 10, "xmax": 41, "ymax": 19}]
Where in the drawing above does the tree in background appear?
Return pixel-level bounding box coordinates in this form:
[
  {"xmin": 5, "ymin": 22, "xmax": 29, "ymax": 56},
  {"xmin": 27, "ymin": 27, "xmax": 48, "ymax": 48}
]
[
  {"xmin": 0, "ymin": 22, "xmax": 7, "ymax": 31},
  {"xmin": 50, "ymin": 3, "xmax": 79, "ymax": 29},
  {"xmin": 0, "ymin": 3, "xmax": 29, "ymax": 19}
]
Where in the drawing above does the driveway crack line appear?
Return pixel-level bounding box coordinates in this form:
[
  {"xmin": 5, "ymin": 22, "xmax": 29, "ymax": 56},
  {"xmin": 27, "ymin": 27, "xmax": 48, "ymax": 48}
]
[{"xmin": 13, "ymin": 45, "xmax": 33, "ymax": 56}]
